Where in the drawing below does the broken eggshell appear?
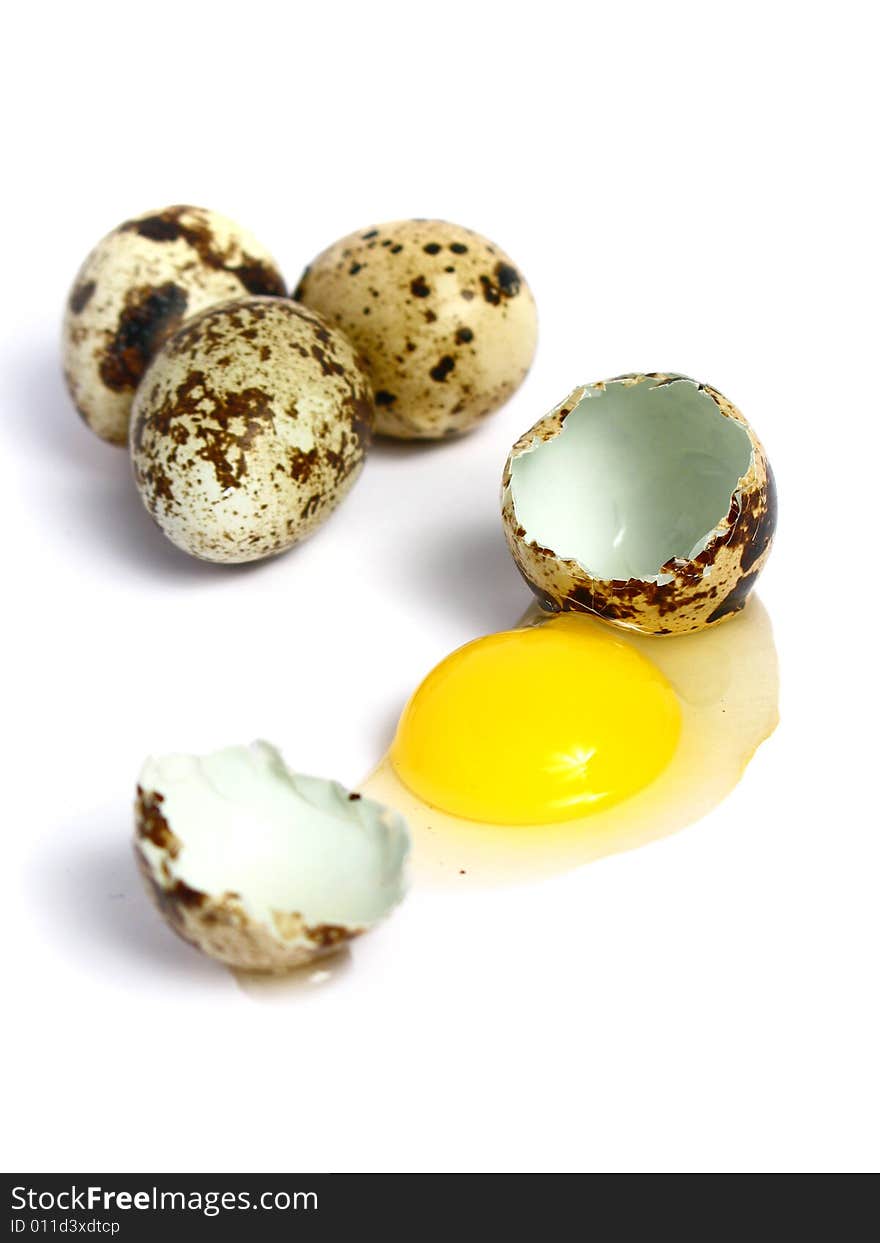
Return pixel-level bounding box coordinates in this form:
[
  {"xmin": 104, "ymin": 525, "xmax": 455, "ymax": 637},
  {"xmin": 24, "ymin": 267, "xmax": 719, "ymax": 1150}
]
[
  {"xmin": 63, "ymin": 205, "xmax": 286, "ymax": 446},
  {"xmin": 501, "ymin": 374, "xmax": 776, "ymax": 635},
  {"xmin": 135, "ymin": 741, "xmax": 411, "ymax": 973}
]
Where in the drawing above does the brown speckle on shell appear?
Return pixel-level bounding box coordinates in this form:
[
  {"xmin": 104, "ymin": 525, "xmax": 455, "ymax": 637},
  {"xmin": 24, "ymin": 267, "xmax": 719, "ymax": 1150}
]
[
  {"xmin": 135, "ymin": 786, "xmax": 181, "ymax": 857},
  {"xmin": 68, "ymin": 280, "xmax": 96, "ymax": 314},
  {"xmin": 98, "ymin": 282, "xmax": 189, "ymax": 393}
]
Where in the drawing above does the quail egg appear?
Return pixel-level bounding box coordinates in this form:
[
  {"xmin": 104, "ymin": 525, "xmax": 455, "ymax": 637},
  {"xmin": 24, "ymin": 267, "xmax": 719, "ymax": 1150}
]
[
  {"xmin": 63, "ymin": 205, "xmax": 286, "ymax": 445},
  {"xmin": 501, "ymin": 373, "xmax": 776, "ymax": 635},
  {"xmin": 131, "ymin": 296, "xmax": 374, "ymax": 563},
  {"xmin": 294, "ymin": 219, "xmax": 538, "ymax": 439},
  {"xmin": 135, "ymin": 741, "xmax": 411, "ymax": 973}
]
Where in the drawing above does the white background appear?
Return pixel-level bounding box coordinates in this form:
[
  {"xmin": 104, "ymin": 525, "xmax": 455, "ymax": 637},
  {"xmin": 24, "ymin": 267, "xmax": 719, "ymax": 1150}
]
[{"xmin": 2, "ymin": 0, "xmax": 877, "ymax": 1173}]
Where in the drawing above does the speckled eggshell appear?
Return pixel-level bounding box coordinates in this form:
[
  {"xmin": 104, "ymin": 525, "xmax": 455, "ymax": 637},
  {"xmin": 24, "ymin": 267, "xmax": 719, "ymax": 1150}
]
[
  {"xmin": 131, "ymin": 297, "xmax": 374, "ymax": 564},
  {"xmin": 133, "ymin": 742, "xmax": 411, "ymax": 974},
  {"xmin": 63, "ymin": 205, "xmax": 286, "ymax": 445},
  {"xmin": 501, "ymin": 374, "xmax": 777, "ymax": 635},
  {"xmin": 294, "ymin": 219, "xmax": 538, "ymax": 439}
]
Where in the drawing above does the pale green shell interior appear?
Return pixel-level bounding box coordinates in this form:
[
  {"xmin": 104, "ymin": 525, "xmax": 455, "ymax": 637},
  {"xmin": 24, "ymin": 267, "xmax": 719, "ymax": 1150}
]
[
  {"xmin": 138, "ymin": 742, "xmax": 410, "ymax": 933},
  {"xmin": 510, "ymin": 377, "xmax": 753, "ymax": 582}
]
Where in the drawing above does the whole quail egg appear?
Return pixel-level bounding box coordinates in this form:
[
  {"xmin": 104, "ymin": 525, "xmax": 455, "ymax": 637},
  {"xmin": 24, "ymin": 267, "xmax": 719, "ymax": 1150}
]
[
  {"xmin": 63, "ymin": 205, "xmax": 286, "ymax": 445},
  {"xmin": 131, "ymin": 297, "xmax": 374, "ymax": 564},
  {"xmin": 501, "ymin": 373, "xmax": 776, "ymax": 635},
  {"xmin": 294, "ymin": 219, "xmax": 538, "ymax": 439},
  {"xmin": 135, "ymin": 741, "xmax": 410, "ymax": 973}
]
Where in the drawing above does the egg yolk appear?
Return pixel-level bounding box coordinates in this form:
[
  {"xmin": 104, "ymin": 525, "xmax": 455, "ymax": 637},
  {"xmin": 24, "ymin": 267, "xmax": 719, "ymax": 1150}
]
[{"xmin": 390, "ymin": 615, "xmax": 682, "ymax": 825}]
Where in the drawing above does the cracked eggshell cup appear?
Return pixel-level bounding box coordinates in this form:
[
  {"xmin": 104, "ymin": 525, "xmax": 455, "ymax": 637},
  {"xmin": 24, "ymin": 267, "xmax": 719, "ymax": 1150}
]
[
  {"xmin": 135, "ymin": 741, "xmax": 411, "ymax": 973},
  {"xmin": 501, "ymin": 373, "xmax": 776, "ymax": 635}
]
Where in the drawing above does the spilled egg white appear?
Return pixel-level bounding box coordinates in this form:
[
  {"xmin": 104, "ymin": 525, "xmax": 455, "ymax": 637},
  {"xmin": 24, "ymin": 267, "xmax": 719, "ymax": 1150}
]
[
  {"xmin": 502, "ymin": 373, "xmax": 776, "ymax": 635},
  {"xmin": 135, "ymin": 741, "xmax": 411, "ymax": 972}
]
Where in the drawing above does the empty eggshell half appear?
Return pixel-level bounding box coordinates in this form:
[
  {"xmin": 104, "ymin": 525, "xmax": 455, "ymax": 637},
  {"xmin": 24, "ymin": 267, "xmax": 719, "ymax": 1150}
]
[
  {"xmin": 502, "ymin": 374, "xmax": 776, "ymax": 635},
  {"xmin": 63, "ymin": 205, "xmax": 286, "ymax": 446},
  {"xmin": 294, "ymin": 219, "xmax": 538, "ymax": 439},
  {"xmin": 135, "ymin": 741, "xmax": 411, "ymax": 973}
]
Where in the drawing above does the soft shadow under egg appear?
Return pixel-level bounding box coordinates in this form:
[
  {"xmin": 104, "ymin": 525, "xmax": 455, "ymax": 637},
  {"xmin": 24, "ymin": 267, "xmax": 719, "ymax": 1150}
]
[{"xmin": 360, "ymin": 597, "xmax": 778, "ymax": 886}]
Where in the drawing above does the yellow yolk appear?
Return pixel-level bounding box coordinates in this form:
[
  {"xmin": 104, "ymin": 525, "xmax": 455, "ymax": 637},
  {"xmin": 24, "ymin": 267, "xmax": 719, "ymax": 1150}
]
[{"xmin": 390, "ymin": 614, "xmax": 682, "ymax": 825}]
